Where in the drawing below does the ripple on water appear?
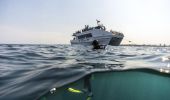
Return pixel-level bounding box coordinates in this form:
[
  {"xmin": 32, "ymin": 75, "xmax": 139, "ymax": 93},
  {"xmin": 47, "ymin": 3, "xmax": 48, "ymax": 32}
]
[{"xmin": 0, "ymin": 44, "xmax": 170, "ymax": 100}]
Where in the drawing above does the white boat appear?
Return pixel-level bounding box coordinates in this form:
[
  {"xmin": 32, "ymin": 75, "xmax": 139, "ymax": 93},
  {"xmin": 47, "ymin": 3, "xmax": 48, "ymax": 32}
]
[{"xmin": 70, "ymin": 21, "xmax": 124, "ymax": 46}]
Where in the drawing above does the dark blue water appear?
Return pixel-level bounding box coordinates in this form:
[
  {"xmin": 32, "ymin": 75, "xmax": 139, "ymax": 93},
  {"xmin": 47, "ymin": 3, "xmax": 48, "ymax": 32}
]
[{"xmin": 0, "ymin": 44, "xmax": 170, "ymax": 100}]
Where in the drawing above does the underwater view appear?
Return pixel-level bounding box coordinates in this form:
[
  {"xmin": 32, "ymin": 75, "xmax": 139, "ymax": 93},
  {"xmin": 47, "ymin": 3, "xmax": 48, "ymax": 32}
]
[{"xmin": 0, "ymin": 44, "xmax": 170, "ymax": 100}]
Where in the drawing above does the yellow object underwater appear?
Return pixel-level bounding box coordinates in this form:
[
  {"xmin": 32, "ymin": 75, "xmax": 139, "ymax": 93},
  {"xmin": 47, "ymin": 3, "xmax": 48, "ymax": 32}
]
[
  {"xmin": 67, "ymin": 88, "xmax": 83, "ymax": 93},
  {"xmin": 86, "ymin": 97, "xmax": 91, "ymax": 100}
]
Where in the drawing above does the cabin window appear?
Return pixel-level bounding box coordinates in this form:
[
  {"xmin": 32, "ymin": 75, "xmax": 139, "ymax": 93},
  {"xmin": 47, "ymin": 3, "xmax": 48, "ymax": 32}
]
[{"xmin": 78, "ymin": 33, "xmax": 92, "ymax": 39}]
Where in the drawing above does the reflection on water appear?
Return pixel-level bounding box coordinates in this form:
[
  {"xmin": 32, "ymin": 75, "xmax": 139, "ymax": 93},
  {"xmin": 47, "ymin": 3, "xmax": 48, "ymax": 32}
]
[{"xmin": 0, "ymin": 44, "xmax": 170, "ymax": 100}]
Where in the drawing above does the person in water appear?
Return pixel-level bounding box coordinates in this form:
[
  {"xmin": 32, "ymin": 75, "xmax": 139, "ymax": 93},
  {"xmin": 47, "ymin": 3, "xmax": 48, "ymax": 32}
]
[
  {"xmin": 67, "ymin": 74, "xmax": 93, "ymax": 100},
  {"xmin": 92, "ymin": 40, "xmax": 101, "ymax": 49},
  {"xmin": 92, "ymin": 40, "xmax": 106, "ymax": 49},
  {"xmin": 83, "ymin": 74, "xmax": 93, "ymax": 97}
]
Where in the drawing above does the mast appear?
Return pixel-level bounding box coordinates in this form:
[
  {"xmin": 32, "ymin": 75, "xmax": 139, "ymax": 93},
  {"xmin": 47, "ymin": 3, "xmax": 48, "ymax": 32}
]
[{"xmin": 96, "ymin": 19, "xmax": 100, "ymax": 25}]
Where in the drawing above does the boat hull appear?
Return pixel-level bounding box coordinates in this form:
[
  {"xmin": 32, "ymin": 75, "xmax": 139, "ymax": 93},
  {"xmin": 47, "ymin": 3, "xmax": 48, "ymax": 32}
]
[
  {"xmin": 70, "ymin": 36, "xmax": 123, "ymax": 46},
  {"xmin": 108, "ymin": 37, "xmax": 123, "ymax": 46}
]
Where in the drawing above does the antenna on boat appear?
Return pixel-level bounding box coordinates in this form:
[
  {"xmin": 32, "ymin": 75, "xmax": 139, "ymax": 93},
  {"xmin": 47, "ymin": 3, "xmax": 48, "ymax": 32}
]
[{"xmin": 96, "ymin": 19, "xmax": 100, "ymax": 25}]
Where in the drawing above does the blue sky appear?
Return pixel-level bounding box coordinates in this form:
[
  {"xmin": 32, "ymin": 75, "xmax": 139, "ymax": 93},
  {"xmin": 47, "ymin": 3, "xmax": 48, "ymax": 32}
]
[{"xmin": 0, "ymin": 0, "xmax": 170, "ymax": 44}]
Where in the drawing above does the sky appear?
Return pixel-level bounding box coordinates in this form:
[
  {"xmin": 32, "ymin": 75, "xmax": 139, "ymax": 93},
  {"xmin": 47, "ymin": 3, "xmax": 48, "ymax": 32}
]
[{"xmin": 0, "ymin": 0, "xmax": 170, "ymax": 44}]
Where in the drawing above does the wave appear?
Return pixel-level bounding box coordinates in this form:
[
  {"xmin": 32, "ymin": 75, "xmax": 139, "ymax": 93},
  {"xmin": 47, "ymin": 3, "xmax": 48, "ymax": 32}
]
[{"xmin": 0, "ymin": 45, "xmax": 170, "ymax": 100}]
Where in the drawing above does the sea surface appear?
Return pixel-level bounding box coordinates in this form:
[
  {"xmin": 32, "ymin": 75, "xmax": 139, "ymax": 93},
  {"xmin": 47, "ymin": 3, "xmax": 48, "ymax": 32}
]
[{"xmin": 0, "ymin": 44, "xmax": 170, "ymax": 100}]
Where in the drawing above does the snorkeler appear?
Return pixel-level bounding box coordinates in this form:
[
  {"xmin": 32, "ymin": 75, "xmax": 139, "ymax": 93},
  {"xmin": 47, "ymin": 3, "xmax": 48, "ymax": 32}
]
[
  {"xmin": 92, "ymin": 40, "xmax": 101, "ymax": 49},
  {"xmin": 92, "ymin": 40, "xmax": 106, "ymax": 50},
  {"xmin": 67, "ymin": 74, "xmax": 93, "ymax": 100},
  {"xmin": 83, "ymin": 74, "xmax": 93, "ymax": 97}
]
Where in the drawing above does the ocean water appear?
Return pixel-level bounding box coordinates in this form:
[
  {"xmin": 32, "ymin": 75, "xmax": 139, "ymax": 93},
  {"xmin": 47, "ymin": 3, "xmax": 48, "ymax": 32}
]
[{"xmin": 0, "ymin": 44, "xmax": 170, "ymax": 100}]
